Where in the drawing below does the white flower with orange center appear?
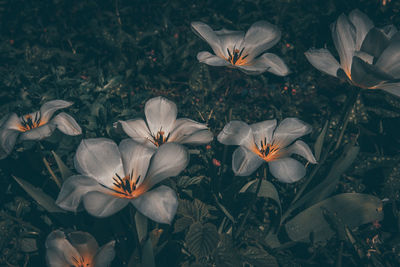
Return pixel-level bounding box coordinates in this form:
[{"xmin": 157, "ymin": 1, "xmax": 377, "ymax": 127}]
[
  {"xmin": 305, "ymin": 9, "xmax": 400, "ymax": 96},
  {"xmin": 191, "ymin": 21, "xmax": 290, "ymax": 75},
  {"xmin": 115, "ymin": 96, "xmax": 213, "ymax": 148},
  {"xmin": 0, "ymin": 100, "xmax": 82, "ymax": 159},
  {"xmin": 218, "ymin": 118, "xmax": 317, "ymax": 183},
  {"xmin": 45, "ymin": 230, "xmax": 115, "ymax": 267},
  {"xmin": 56, "ymin": 138, "xmax": 189, "ymax": 224}
]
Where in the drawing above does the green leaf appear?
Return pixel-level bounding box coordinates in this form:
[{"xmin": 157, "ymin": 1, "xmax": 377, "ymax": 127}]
[
  {"xmin": 244, "ymin": 179, "xmax": 281, "ymax": 216},
  {"xmin": 240, "ymin": 246, "xmax": 279, "ymax": 267},
  {"xmin": 141, "ymin": 238, "xmax": 155, "ymax": 267},
  {"xmin": 51, "ymin": 151, "xmax": 73, "ymax": 181},
  {"xmin": 186, "ymin": 222, "xmax": 219, "ymax": 260},
  {"xmin": 135, "ymin": 212, "xmax": 148, "ymax": 243},
  {"xmin": 285, "ymin": 193, "xmax": 383, "ymax": 244},
  {"xmin": 314, "ymin": 120, "xmax": 329, "ymax": 161},
  {"xmin": 173, "ymin": 216, "xmax": 194, "ymax": 233},
  {"xmin": 177, "ymin": 199, "xmax": 210, "ymax": 222},
  {"xmin": 177, "ymin": 175, "xmax": 204, "ymax": 188},
  {"xmin": 12, "ymin": 176, "xmax": 66, "ymax": 213}
]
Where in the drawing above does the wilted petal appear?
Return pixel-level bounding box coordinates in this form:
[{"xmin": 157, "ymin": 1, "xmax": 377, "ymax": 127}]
[
  {"xmin": 243, "ymin": 20, "xmax": 281, "ymax": 60},
  {"xmin": 268, "ymin": 157, "xmax": 306, "ymax": 183},
  {"xmin": 360, "ymin": 28, "xmax": 390, "ymax": 59},
  {"xmin": 351, "ymin": 56, "xmax": 393, "ymax": 88},
  {"xmin": 51, "ymin": 112, "xmax": 82, "ymax": 136},
  {"xmin": 118, "ymin": 119, "xmax": 152, "ymax": 144},
  {"xmin": 169, "ymin": 118, "xmax": 213, "ymax": 144},
  {"xmin": 131, "ymin": 185, "xmax": 178, "ymax": 224},
  {"xmin": 67, "ymin": 231, "xmax": 99, "ymax": 260},
  {"xmin": 197, "ymin": 51, "xmax": 230, "ymax": 66},
  {"xmin": 376, "ymin": 82, "xmax": 400, "ymax": 97},
  {"xmin": 93, "ymin": 241, "xmax": 116, "ymax": 267},
  {"xmin": 305, "ymin": 48, "xmax": 341, "ymax": 77},
  {"xmin": 0, "ymin": 114, "xmax": 20, "ymax": 159},
  {"xmin": 56, "ymin": 175, "xmax": 106, "ymax": 212},
  {"xmin": 272, "ymin": 118, "xmax": 312, "ymax": 148},
  {"xmin": 375, "ymin": 39, "xmax": 400, "ymax": 77},
  {"xmin": 250, "ymin": 119, "xmax": 277, "ymax": 150},
  {"xmin": 348, "ymin": 9, "xmax": 374, "ymax": 50},
  {"xmin": 45, "ymin": 230, "xmax": 81, "ymax": 267},
  {"xmin": 140, "ymin": 143, "xmax": 189, "ymax": 191},
  {"xmin": 331, "ymin": 14, "xmax": 356, "ymax": 76},
  {"xmin": 119, "ymin": 139, "xmax": 155, "ymax": 186},
  {"xmin": 40, "ymin": 100, "xmax": 73, "ymax": 123},
  {"xmin": 19, "ymin": 123, "xmax": 56, "ymax": 141},
  {"xmin": 145, "ymin": 97, "xmax": 177, "ymax": 137},
  {"xmin": 191, "ymin": 21, "xmax": 225, "ymax": 58},
  {"xmin": 286, "ymin": 140, "xmax": 317, "ymax": 164},
  {"xmin": 83, "ymin": 191, "xmax": 129, "ymax": 217},
  {"xmin": 217, "ymin": 120, "xmax": 255, "ymax": 150},
  {"xmin": 74, "ymin": 138, "xmax": 124, "ymax": 188},
  {"xmin": 232, "ymin": 146, "xmax": 264, "ymax": 176}
]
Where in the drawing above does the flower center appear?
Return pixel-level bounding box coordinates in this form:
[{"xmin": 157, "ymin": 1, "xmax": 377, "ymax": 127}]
[
  {"xmin": 254, "ymin": 138, "xmax": 281, "ymax": 162},
  {"xmin": 72, "ymin": 255, "xmax": 91, "ymax": 267},
  {"xmin": 18, "ymin": 113, "xmax": 45, "ymax": 132},
  {"xmin": 226, "ymin": 47, "xmax": 249, "ymax": 66},
  {"xmin": 149, "ymin": 129, "xmax": 170, "ymax": 147},
  {"xmin": 110, "ymin": 172, "xmax": 141, "ymax": 199}
]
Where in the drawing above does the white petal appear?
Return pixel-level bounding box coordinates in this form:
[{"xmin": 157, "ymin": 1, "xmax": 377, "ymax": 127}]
[
  {"xmin": 40, "ymin": 100, "xmax": 73, "ymax": 123},
  {"xmin": 243, "ymin": 20, "xmax": 281, "ymax": 60},
  {"xmin": 375, "ymin": 40, "xmax": 400, "ymax": 77},
  {"xmin": 51, "ymin": 112, "xmax": 82, "ymax": 136},
  {"xmin": 93, "ymin": 241, "xmax": 116, "ymax": 267},
  {"xmin": 19, "ymin": 123, "xmax": 56, "ymax": 141},
  {"xmin": 144, "ymin": 96, "xmax": 177, "ymax": 137},
  {"xmin": 286, "ymin": 140, "xmax": 317, "ymax": 164},
  {"xmin": 381, "ymin": 25, "xmax": 398, "ymax": 39},
  {"xmin": 119, "ymin": 139, "xmax": 155, "ymax": 186},
  {"xmin": 232, "ymin": 146, "xmax": 265, "ymax": 176},
  {"xmin": 354, "ymin": 51, "xmax": 374, "ymax": 65},
  {"xmin": 169, "ymin": 118, "xmax": 213, "ymax": 144},
  {"xmin": 216, "ymin": 29, "xmax": 245, "ymax": 58},
  {"xmin": 237, "ymin": 53, "xmax": 289, "ymax": 76},
  {"xmin": 140, "ymin": 143, "xmax": 189, "ymax": 191},
  {"xmin": 45, "ymin": 230, "xmax": 81, "ymax": 266},
  {"xmin": 197, "ymin": 51, "xmax": 230, "ymax": 66},
  {"xmin": 272, "ymin": 118, "xmax": 312, "ymax": 148},
  {"xmin": 56, "ymin": 175, "xmax": 106, "ymax": 212},
  {"xmin": 118, "ymin": 119, "xmax": 152, "ymax": 143},
  {"xmin": 2, "ymin": 113, "xmax": 23, "ymax": 131},
  {"xmin": 305, "ymin": 48, "xmax": 340, "ymax": 77},
  {"xmin": 376, "ymin": 82, "xmax": 400, "ymax": 97},
  {"xmin": 83, "ymin": 191, "xmax": 129, "ymax": 217},
  {"xmin": 331, "ymin": 13, "xmax": 356, "ymax": 76},
  {"xmin": 268, "ymin": 157, "xmax": 306, "ymax": 183},
  {"xmin": 349, "ymin": 9, "xmax": 374, "ymax": 50},
  {"xmin": 217, "ymin": 120, "xmax": 255, "ymax": 150},
  {"xmin": 191, "ymin": 21, "xmax": 225, "ymax": 58},
  {"xmin": 131, "ymin": 185, "xmax": 178, "ymax": 224},
  {"xmin": 250, "ymin": 119, "xmax": 277, "ymax": 150},
  {"xmin": 67, "ymin": 231, "xmax": 99, "ymax": 260},
  {"xmin": 0, "ymin": 113, "xmax": 20, "ymax": 159},
  {"xmin": 74, "ymin": 138, "xmax": 124, "ymax": 188}
]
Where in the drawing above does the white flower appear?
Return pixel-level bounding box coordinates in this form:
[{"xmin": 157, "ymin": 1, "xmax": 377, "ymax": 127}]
[
  {"xmin": 305, "ymin": 9, "xmax": 400, "ymax": 96},
  {"xmin": 115, "ymin": 96, "xmax": 213, "ymax": 148},
  {"xmin": 56, "ymin": 138, "xmax": 189, "ymax": 224},
  {"xmin": 46, "ymin": 230, "xmax": 115, "ymax": 267},
  {"xmin": 191, "ymin": 21, "xmax": 289, "ymax": 75},
  {"xmin": 0, "ymin": 100, "xmax": 82, "ymax": 159},
  {"xmin": 217, "ymin": 118, "xmax": 316, "ymax": 183}
]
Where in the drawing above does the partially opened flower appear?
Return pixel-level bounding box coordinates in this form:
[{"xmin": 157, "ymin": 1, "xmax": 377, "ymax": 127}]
[
  {"xmin": 56, "ymin": 138, "xmax": 189, "ymax": 224},
  {"xmin": 115, "ymin": 96, "xmax": 213, "ymax": 148},
  {"xmin": 305, "ymin": 9, "xmax": 400, "ymax": 97},
  {"xmin": 191, "ymin": 21, "xmax": 290, "ymax": 75},
  {"xmin": 217, "ymin": 118, "xmax": 316, "ymax": 183},
  {"xmin": 46, "ymin": 230, "xmax": 115, "ymax": 267},
  {"xmin": 0, "ymin": 100, "xmax": 82, "ymax": 159}
]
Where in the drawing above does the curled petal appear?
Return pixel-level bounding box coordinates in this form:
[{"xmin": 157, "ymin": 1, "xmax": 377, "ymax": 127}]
[
  {"xmin": 360, "ymin": 28, "xmax": 390, "ymax": 59},
  {"xmin": 74, "ymin": 138, "xmax": 124, "ymax": 188},
  {"xmin": 237, "ymin": 53, "xmax": 289, "ymax": 76},
  {"xmin": 40, "ymin": 100, "xmax": 73, "ymax": 123},
  {"xmin": 0, "ymin": 113, "xmax": 20, "ymax": 159},
  {"xmin": 191, "ymin": 21, "xmax": 225, "ymax": 58},
  {"xmin": 51, "ymin": 112, "xmax": 82, "ymax": 136},
  {"xmin": 268, "ymin": 157, "xmax": 306, "ymax": 183},
  {"xmin": 217, "ymin": 121, "xmax": 255, "ymax": 150},
  {"xmin": 348, "ymin": 9, "xmax": 374, "ymax": 50},
  {"xmin": 131, "ymin": 185, "xmax": 178, "ymax": 224},
  {"xmin": 19, "ymin": 124, "xmax": 56, "ymax": 141},
  {"xmin": 197, "ymin": 51, "xmax": 230, "ymax": 66},
  {"xmin": 375, "ymin": 38, "xmax": 400, "ymax": 78},
  {"xmin": 272, "ymin": 118, "xmax": 312, "ymax": 148},
  {"xmin": 45, "ymin": 230, "xmax": 81, "ymax": 266},
  {"xmin": 144, "ymin": 96, "xmax": 177, "ymax": 137},
  {"xmin": 286, "ymin": 140, "xmax": 317, "ymax": 164},
  {"xmin": 305, "ymin": 48, "xmax": 340, "ymax": 77},
  {"xmin": 351, "ymin": 56, "xmax": 393, "ymax": 88},
  {"xmin": 93, "ymin": 241, "xmax": 116, "ymax": 267},
  {"xmin": 117, "ymin": 119, "xmax": 152, "ymax": 143},
  {"xmin": 376, "ymin": 82, "xmax": 400, "ymax": 97},
  {"xmin": 232, "ymin": 146, "xmax": 264, "ymax": 176},
  {"xmin": 67, "ymin": 231, "xmax": 99, "ymax": 260},
  {"xmin": 169, "ymin": 118, "xmax": 213, "ymax": 144},
  {"xmin": 250, "ymin": 119, "xmax": 277, "ymax": 150},
  {"xmin": 83, "ymin": 191, "xmax": 129, "ymax": 218}
]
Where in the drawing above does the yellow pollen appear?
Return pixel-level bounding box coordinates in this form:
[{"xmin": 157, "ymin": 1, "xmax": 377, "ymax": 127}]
[{"xmin": 225, "ymin": 47, "xmax": 249, "ymax": 66}]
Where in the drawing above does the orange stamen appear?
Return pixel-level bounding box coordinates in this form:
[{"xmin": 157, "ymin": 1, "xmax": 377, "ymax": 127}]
[
  {"xmin": 18, "ymin": 113, "xmax": 46, "ymax": 132},
  {"xmin": 252, "ymin": 138, "xmax": 283, "ymax": 162},
  {"xmin": 225, "ymin": 47, "xmax": 249, "ymax": 66},
  {"xmin": 148, "ymin": 129, "xmax": 170, "ymax": 147}
]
